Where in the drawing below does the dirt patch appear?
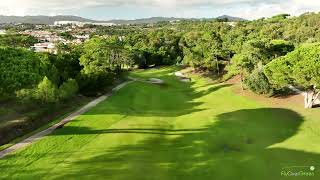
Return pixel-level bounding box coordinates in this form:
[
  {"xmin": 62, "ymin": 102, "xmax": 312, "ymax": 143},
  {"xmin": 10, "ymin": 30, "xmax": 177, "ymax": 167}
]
[
  {"xmin": 225, "ymin": 75, "xmax": 242, "ymax": 85},
  {"xmin": 216, "ymin": 74, "xmax": 305, "ymax": 109},
  {"xmin": 180, "ymin": 67, "xmax": 223, "ymax": 83},
  {"xmin": 232, "ymin": 83, "xmax": 304, "ymax": 109},
  {"xmin": 181, "ymin": 68, "xmax": 306, "ymax": 110}
]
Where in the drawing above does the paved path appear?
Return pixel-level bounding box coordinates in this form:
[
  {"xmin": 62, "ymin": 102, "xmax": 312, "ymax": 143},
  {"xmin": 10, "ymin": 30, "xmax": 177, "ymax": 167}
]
[{"xmin": 0, "ymin": 81, "xmax": 133, "ymax": 159}]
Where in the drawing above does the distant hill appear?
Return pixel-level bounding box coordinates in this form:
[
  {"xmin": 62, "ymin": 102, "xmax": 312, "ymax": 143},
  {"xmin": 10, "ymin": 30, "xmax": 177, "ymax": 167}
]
[
  {"xmin": 105, "ymin": 17, "xmax": 186, "ymax": 25},
  {"xmin": 217, "ymin": 15, "xmax": 246, "ymax": 22},
  {"xmin": 0, "ymin": 15, "xmax": 98, "ymax": 25},
  {"xmin": 0, "ymin": 15, "xmax": 246, "ymax": 25}
]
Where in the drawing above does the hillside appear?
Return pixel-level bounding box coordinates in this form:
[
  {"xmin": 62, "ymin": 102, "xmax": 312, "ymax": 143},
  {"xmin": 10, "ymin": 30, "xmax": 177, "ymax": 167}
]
[
  {"xmin": 0, "ymin": 15, "xmax": 97, "ymax": 25},
  {"xmin": 217, "ymin": 15, "xmax": 246, "ymax": 21},
  {"xmin": 0, "ymin": 15, "xmax": 246, "ymax": 25}
]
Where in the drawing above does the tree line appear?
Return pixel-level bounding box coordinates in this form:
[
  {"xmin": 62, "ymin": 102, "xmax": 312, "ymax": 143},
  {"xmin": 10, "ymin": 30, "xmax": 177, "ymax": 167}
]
[
  {"xmin": 0, "ymin": 35, "xmax": 134, "ymax": 104},
  {"xmin": 2, "ymin": 12, "xmax": 320, "ymax": 107}
]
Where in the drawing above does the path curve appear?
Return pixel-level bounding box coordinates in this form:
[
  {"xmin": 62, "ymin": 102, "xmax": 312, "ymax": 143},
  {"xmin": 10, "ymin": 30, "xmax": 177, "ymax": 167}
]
[{"xmin": 0, "ymin": 81, "xmax": 133, "ymax": 159}]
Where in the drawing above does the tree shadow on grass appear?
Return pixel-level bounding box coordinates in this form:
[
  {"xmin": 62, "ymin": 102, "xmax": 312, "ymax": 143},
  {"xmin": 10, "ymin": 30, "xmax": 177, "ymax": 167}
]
[
  {"xmin": 52, "ymin": 127, "xmax": 208, "ymax": 136},
  {"xmin": 45, "ymin": 108, "xmax": 320, "ymax": 180},
  {"xmin": 84, "ymin": 75, "xmax": 231, "ymax": 117},
  {"xmin": 1, "ymin": 109, "xmax": 319, "ymax": 179},
  {"xmin": 2, "ymin": 73, "xmax": 319, "ymax": 180}
]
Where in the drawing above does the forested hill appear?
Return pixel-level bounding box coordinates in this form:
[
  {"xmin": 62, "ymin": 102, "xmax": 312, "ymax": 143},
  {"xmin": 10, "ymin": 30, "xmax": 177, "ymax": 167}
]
[
  {"xmin": 105, "ymin": 16, "xmax": 246, "ymax": 24},
  {"xmin": 0, "ymin": 15, "xmax": 245, "ymax": 25},
  {"xmin": 0, "ymin": 15, "xmax": 97, "ymax": 24},
  {"xmin": 216, "ymin": 15, "xmax": 246, "ymax": 21}
]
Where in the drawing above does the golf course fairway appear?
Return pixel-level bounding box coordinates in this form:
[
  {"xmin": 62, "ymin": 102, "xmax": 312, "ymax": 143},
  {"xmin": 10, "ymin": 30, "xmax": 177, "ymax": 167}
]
[{"xmin": 1, "ymin": 67, "xmax": 320, "ymax": 180}]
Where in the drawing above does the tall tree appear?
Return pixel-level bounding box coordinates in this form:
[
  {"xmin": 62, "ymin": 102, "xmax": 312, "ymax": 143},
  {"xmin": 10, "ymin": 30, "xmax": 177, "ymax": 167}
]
[{"xmin": 265, "ymin": 43, "xmax": 320, "ymax": 108}]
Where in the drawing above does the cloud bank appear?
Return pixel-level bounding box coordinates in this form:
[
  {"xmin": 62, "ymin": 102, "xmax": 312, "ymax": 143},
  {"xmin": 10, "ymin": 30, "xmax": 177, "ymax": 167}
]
[{"xmin": 0, "ymin": 0, "xmax": 319, "ymax": 19}]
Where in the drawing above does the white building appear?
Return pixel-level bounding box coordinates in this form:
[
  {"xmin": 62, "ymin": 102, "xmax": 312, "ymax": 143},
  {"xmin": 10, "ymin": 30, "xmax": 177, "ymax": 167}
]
[
  {"xmin": 31, "ymin": 43, "xmax": 56, "ymax": 54},
  {"xmin": 74, "ymin": 34, "xmax": 90, "ymax": 40},
  {"xmin": 54, "ymin": 21, "xmax": 116, "ymax": 27},
  {"xmin": 54, "ymin": 21, "xmax": 86, "ymax": 27},
  {"xmin": 92, "ymin": 22, "xmax": 116, "ymax": 26},
  {"xmin": 225, "ymin": 22, "xmax": 237, "ymax": 27}
]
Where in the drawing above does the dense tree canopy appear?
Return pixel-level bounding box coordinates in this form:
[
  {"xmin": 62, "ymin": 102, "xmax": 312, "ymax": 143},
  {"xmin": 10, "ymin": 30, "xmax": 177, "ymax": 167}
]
[
  {"xmin": 0, "ymin": 34, "xmax": 37, "ymax": 48},
  {"xmin": 265, "ymin": 43, "xmax": 320, "ymax": 108},
  {"xmin": 3, "ymin": 12, "xmax": 320, "ymax": 107},
  {"xmin": 0, "ymin": 47, "xmax": 50, "ymax": 96},
  {"xmin": 79, "ymin": 37, "xmax": 133, "ymax": 94}
]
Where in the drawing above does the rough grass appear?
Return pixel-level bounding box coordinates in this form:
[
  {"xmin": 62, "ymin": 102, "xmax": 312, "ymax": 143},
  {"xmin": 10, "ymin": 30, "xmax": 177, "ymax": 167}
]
[
  {"xmin": 0, "ymin": 96, "xmax": 92, "ymax": 147},
  {"xmin": 0, "ymin": 67, "xmax": 320, "ymax": 180}
]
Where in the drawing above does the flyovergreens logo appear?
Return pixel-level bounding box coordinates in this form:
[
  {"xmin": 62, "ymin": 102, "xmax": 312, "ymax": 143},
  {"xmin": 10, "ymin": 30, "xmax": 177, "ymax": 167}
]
[{"xmin": 281, "ymin": 166, "xmax": 316, "ymax": 177}]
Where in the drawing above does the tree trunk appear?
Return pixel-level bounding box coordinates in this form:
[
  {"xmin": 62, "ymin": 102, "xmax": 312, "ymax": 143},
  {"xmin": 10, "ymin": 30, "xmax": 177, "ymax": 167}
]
[
  {"xmin": 216, "ymin": 61, "xmax": 220, "ymax": 76},
  {"xmin": 303, "ymin": 90, "xmax": 320, "ymax": 109},
  {"xmin": 240, "ymin": 71, "xmax": 244, "ymax": 91}
]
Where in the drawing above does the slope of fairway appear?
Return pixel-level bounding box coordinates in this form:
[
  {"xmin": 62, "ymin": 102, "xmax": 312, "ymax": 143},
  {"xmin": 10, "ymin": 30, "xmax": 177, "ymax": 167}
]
[{"xmin": 0, "ymin": 67, "xmax": 320, "ymax": 180}]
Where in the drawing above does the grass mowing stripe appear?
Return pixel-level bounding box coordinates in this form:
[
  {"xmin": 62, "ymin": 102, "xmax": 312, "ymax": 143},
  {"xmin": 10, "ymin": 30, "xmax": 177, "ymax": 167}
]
[{"xmin": 0, "ymin": 67, "xmax": 320, "ymax": 180}]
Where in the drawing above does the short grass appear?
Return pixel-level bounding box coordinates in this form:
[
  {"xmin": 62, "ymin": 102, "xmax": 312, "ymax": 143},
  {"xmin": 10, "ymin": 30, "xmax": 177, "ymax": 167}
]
[{"xmin": 0, "ymin": 67, "xmax": 320, "ymax": 180}]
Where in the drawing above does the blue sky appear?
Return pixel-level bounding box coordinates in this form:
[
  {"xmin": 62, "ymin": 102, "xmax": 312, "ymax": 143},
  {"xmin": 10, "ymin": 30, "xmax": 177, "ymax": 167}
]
[{"xmin": 0, "ymin": 0, "xmax": 319, "ymax": 20}]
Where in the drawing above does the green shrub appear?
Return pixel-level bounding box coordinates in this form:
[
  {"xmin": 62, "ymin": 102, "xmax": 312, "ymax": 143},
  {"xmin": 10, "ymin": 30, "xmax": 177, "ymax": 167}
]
[
  {"xmin": 34, "ymin": 76, "xmax": 58, "ymax": 103},
  {"xmin": 245, "ymin": 68, "xmax": 275, "ymax": 96},
  {"xmin": 15, "ymin": 88, "xmax": 34, "ymax": 103},
  {"xmin": 78, "ymin": 72, "xmax": 115, "ymax": 96},
  {"xmin": 59, "ymin": 79, "xmax": 79, "ymax": 100}
]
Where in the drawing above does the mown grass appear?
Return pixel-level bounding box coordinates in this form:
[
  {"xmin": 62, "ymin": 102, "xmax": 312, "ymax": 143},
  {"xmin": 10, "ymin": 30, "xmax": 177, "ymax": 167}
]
[{"xmin": 0, "ymin": 66, "xmax": 319, "ymax": 180}]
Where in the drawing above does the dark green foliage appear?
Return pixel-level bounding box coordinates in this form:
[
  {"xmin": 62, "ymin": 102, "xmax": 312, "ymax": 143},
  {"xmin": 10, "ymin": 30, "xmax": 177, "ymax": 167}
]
[
  {"xmin": 245, "ymin": 68, "xmax": 274, "ymax": 96},
  {"xmin": 0, "ymin": 34, "xmax": 37, "ymax": 48},
  {"xmin": 265, "ymin": 43, "xmax": 320, "ymax": 90},
  {"xmin": 54, "ymin": 45, "xmax": 83, "ymax": 84},
  {"xmin": 125, "ymin": 29, "xmax": 182, "ymax": 68},
  {"xmin": 268, "ymin": 40, "xmax": 295, "ymax": 58},
  {"xmin": 78, "ymin": 73, "xmax": 116, "ymax": 96},
  {"xmin": 79, "ymin": 37, "xmax": 133, "ymax": 95},
  {"xmin": 0, "ymin": 47, "xmax": 49, "ymax": 96},
  {"xmin": 16, "ymin": 77, "xmax": 79, "ymax": 103},
  {"xmin": 59, "ymin": 32, "xmax": 74, "ymax": 40},
  {"xmin": 3, "ymin": 12, "xmax": 320, "ymax": 99},
  {"xmin": 58, "ymin": 79, "xmax": 79, "ymax": 100},
  {"xmin": 181, "ymin": 31, "xmax": 224, "ymax": 71}
]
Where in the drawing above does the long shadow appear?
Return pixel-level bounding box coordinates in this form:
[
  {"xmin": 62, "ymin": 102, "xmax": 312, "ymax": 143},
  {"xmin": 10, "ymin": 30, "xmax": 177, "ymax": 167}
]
[
  {"xmin": 1, "ymin": 102, "xmax": 319, "ymax": 179},
  {"xmin": 2, "ymin": 71, "xmax": 318, "ymax": 179},
  {"xmin": 49, "ymin": 108, "xmax": 320, "ymax": 180},
  {"xmin": 52, "ymin": 127, "xmax": 208, "ymax": 136}
]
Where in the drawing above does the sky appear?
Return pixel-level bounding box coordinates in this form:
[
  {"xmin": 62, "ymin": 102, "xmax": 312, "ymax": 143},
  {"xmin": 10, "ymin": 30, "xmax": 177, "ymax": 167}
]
[{"xmin": 0, "ymin": 0, "xmax": 319, "ymax": 20}]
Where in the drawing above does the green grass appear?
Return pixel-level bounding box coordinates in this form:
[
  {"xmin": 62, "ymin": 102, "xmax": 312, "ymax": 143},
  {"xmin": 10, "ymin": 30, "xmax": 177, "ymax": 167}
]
[{"xmin": 1, "ymin": 66, "xmax": 320, "ymax": 180}]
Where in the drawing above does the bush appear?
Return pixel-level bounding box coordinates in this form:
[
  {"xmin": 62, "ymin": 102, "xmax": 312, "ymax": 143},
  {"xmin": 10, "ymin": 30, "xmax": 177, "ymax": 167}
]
[
  {"xmin": 245, "ymin": 68, "xmax": 275, "ymax": 96},
  {"xmin": 59, "ymin": 79, "xmax": 79, "ymax": 100},
  {"xmin": 78, "ymin": 72, "xmax": 115, "ymax": 96},
  {"xmin": 16, "ymin": 88, "xmax": 34, "ymax": 103},
  {"xmin": 34, "ymin": 77, "xmax": 58, "ymax": 103}
]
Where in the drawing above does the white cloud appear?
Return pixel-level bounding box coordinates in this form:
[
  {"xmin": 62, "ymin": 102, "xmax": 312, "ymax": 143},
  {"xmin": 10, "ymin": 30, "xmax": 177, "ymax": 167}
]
[{"xmin": 0, "ymin": 0, "xmax": 319, "ymax": 18}]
